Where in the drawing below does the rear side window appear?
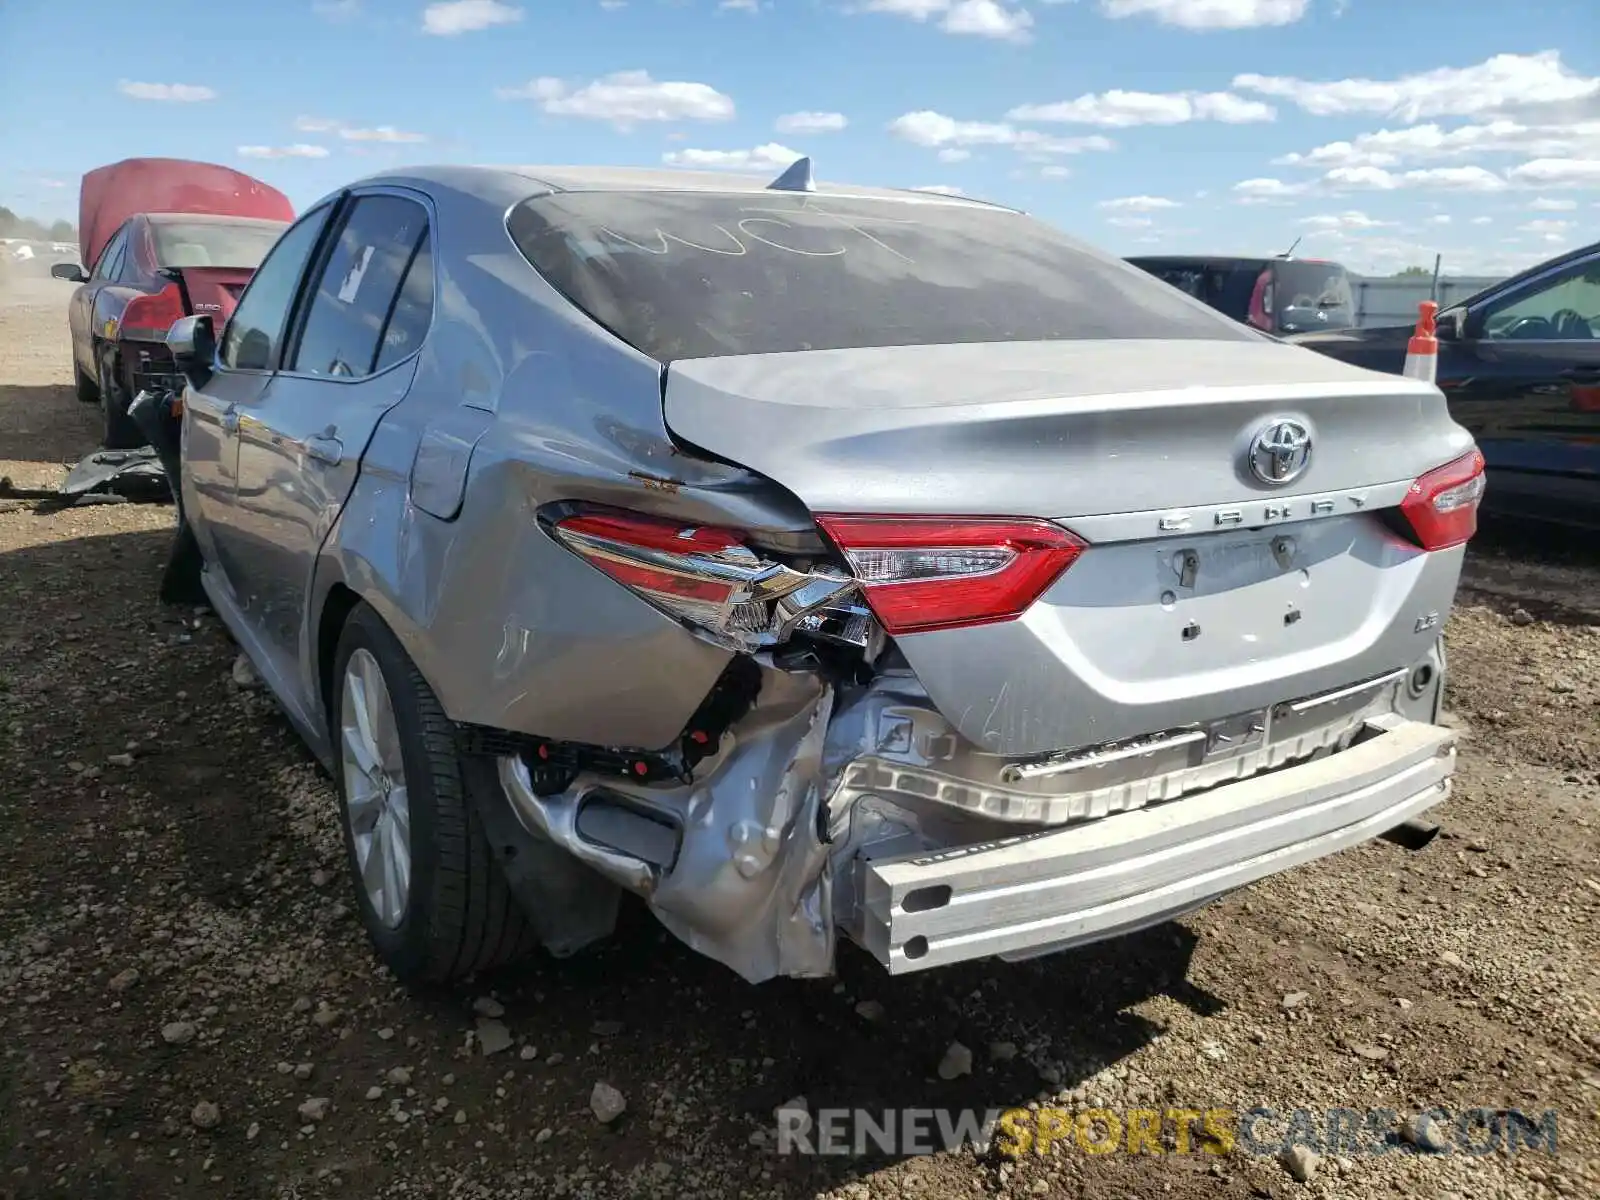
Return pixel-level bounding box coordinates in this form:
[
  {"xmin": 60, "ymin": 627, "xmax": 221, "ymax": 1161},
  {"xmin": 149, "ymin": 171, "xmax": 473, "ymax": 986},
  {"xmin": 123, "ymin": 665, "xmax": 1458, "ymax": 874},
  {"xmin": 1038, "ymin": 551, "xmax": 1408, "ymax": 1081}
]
[
  {"xmin": 375, "ymin": 229, "xmax": 434, "ymax": 372},
  {"xmin": 508, "ymin": 192, "xmax": 1255, "ymax": 362},
  {"xmin": 290, "ymin": 195, "xmax": 428, "ymax": 379}
]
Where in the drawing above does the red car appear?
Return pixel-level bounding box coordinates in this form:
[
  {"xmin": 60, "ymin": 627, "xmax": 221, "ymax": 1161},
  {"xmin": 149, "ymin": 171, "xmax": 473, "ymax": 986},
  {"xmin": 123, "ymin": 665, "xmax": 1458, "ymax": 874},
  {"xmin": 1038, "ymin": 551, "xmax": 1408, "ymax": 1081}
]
[{"xmin": 52, "ymin": 158, "xmax": 293, "ymax": 447}]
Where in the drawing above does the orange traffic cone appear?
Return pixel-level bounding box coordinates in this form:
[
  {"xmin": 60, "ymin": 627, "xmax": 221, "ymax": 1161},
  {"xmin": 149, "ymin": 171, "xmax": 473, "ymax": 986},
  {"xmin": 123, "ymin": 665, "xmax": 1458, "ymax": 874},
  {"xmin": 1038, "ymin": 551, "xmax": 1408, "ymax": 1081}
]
[{"xmin": 1403, "ymin": 300, "xmax": 1438, "ymax": 384}]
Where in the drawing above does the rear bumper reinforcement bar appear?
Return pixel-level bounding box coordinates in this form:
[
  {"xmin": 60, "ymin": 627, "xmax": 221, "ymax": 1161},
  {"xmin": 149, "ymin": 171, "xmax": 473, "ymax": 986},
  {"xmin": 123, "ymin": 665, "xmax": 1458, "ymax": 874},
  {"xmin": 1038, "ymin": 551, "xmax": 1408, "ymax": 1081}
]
[{"xmin": 847, "ymin": 716, "xmax": 1456, "ymax": 974}]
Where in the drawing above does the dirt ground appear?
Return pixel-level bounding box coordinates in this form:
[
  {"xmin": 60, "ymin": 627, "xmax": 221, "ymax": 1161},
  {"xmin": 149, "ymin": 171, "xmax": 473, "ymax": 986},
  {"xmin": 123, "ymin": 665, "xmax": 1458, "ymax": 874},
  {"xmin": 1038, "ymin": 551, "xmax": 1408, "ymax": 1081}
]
[{"xmin": 2, "ymin": 273, "xmax": 1597, "ymax": 1200}]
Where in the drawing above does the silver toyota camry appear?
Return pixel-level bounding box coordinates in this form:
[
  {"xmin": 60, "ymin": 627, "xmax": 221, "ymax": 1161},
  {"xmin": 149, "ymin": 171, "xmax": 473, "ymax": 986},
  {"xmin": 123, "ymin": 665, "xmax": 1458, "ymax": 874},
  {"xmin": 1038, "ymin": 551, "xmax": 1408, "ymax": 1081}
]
[{"xmin": 160, "ymin": 160, "xmax": 1483, "ymax": 985}]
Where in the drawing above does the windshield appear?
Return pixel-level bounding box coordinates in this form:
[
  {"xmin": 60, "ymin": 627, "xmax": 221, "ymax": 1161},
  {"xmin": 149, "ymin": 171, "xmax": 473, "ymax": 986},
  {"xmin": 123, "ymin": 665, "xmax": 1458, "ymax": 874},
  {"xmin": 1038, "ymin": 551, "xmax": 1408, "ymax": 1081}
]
[
  {"xmin": 507, "ymin": 192, "xmax": 1257, "ymax": 361},
  {"xmin": 150, "ymin": 220, "xmax": 286, "ymax": 270}
]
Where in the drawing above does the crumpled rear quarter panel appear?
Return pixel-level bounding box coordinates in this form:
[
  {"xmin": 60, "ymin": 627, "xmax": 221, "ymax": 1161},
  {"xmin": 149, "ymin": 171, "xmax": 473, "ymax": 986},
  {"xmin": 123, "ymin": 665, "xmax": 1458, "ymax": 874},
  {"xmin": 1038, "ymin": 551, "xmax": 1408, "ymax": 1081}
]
[{"xmin": 311, "ymin": 171, "xmax": 814, "ymax": 750}]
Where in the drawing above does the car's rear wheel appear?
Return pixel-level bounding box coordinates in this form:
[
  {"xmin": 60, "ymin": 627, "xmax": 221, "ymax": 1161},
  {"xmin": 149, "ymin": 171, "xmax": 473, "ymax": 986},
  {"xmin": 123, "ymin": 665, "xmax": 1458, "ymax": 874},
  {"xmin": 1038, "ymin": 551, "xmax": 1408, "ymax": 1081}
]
[
  {"xmin": 73, "ymin": 360, "xmax": 99, "ymax": 403},
  {"xmin": 97, "ymin": 351, "xmax": 144, "ymax": 449},
  {"xmin": 331, "ymin": 603, "xmax": 537, "ymax": 983}
]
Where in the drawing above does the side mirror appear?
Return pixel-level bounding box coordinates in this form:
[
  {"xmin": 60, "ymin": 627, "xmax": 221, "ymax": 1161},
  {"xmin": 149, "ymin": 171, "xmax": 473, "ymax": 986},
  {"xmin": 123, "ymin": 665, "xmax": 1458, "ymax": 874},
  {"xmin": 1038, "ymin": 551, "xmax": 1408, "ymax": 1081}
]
[
  {"xmin": 1436, "ymin": 308, "xmax": 1465, "ymax": 342},
  {"xmin": 51, "ymin": 262, "xmax": 87, "ymax": 283},
  {"xmin": 167, "ymin": 315, "xmax": 216, "ymax": 389}
]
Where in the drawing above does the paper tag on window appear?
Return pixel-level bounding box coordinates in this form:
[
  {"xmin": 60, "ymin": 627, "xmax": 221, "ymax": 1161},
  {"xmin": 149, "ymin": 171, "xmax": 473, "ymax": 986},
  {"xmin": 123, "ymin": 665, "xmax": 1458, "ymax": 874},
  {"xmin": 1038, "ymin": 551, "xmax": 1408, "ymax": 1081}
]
[{"xmin": 336, "ymin": 245, "xmax": 375, "ymax": 304}]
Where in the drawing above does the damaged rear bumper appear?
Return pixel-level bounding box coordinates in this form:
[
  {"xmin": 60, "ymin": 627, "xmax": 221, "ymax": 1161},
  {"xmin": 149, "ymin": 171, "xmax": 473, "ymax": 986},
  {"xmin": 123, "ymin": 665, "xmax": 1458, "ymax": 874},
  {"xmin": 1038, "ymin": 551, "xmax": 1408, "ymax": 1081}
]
[
  {"xmin": 843, "ymin": 714, "xmax": 1454, "ymax": 973},
  {"xmin": 488, "ymin": 664, "xmax": 1456, "ymax": 983}
]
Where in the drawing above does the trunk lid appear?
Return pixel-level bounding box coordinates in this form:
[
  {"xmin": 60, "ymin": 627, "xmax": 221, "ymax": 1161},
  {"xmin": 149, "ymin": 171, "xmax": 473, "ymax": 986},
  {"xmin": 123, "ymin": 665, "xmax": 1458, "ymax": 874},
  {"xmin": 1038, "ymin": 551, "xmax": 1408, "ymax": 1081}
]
[
  {"xmin": 664, "ymin": 338, "xmax": 1475, "ymax": 758},
  {"xmin": 169, "ymin": 266, "xmax": 254, "ymax": 323}
]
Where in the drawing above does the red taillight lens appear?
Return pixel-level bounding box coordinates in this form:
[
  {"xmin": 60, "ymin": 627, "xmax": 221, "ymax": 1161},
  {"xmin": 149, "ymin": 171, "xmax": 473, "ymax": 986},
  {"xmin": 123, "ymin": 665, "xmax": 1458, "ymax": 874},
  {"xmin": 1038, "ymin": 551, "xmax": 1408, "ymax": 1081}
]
[
  {"xmin": 547, "ymin": 508, "xmax": 860, "ymax": 650},
  {"xmin": 815, "ymin": 515, "xmax": 1086, "ymax": 635},
  {"xmin": 1399, "ymin": 449, "xmax": 1487, "ymax": 550},
  {"xmin": 121, "ymin": 285, "xmax": 186, "ymax": 339},
  {"xmin": 552, "ymin": 512, "xmax": 746, "ymax": 606}
]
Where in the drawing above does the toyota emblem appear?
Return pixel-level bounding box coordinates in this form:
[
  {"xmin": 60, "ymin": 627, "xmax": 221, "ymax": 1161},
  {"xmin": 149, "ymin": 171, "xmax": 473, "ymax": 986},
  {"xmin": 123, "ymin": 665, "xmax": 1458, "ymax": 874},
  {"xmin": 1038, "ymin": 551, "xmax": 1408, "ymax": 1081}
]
[{"xmin": 1248, "ymin": 419, "xmax": 1312, "ymax": 486}]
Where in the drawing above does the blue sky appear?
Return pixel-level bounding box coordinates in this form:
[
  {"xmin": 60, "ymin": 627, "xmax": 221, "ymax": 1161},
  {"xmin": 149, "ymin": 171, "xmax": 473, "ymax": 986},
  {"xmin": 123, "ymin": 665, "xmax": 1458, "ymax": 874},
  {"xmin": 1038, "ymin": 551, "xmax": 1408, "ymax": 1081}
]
[{"xmin": 1, "ymin": 0, "xmax": 1596, "ymax": 276}]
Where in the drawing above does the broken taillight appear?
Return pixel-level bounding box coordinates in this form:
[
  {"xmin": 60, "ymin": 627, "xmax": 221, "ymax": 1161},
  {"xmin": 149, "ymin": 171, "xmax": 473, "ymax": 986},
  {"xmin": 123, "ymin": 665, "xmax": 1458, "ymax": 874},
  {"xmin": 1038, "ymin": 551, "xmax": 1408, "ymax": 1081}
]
[
  {"xmin": 1398, "ymin": 449, "xmax": 1487, "ymax": 551},
  {"xmin": 120, "ymin": 284, "xmax": 187, "ymax": 341},
  {"xmin": 814, "ymin": 515, "xmax": 1087, "ymax": 635},
  {"xmin": 548, "ymin": 509, "xmax": 860, "ymax": 649}
]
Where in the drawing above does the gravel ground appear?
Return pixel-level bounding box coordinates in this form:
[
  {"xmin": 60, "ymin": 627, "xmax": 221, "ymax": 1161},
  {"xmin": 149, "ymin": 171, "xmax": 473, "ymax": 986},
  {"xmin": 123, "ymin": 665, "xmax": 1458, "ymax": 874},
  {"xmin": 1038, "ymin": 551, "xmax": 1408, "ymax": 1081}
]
[{"xmin": 2, "ymin": 274, "xmax": 1598, "ymax": 1200}]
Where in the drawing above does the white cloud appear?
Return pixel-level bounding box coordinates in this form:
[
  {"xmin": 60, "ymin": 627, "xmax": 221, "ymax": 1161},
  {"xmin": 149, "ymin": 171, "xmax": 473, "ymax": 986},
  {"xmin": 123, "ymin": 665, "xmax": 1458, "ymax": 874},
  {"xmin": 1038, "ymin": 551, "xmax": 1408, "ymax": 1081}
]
[
  {"xmin": 937, "ymin": 148, "xmax": 971, "ymax": 162},
  {"xmin": 1508, "ymin": 158, "xmax": 1600, "ymax": 188},
  {"xmin": 1099, "ymin": 0, "xmax": 1309, "ymax": 30},
  {"xmin": 39, "ymin": 178, "xmax": 67, "ymax": 188},
  {"xmin": 661, "ymin": 142, "xmax": 804, "ymax": 172},
  {"xmin": 1098, "ymin": 195, "xmax": 1180, "ymax": 212},
  {"xmin": 888, "ymin": 110, "xmax": 1114, "ymax": 160},
  {"xmin": 863, "ymin": 0, "xmax": 1034, "ymax": 42},
  {"xmin": 422, "ymin": 0, "xmax": 522, "ymax": 35},
  {"xmin": 1520, "ymin": 218, "xmax": 1573, "ymax": 235},
  {"xmin": 1273, "ymin": 119, "xmax": 1600, "ymax": 171},
  {"xmin": 1234, "ymin": 51, "xmax": 1600, "ymax": 121},
  {"xmin": 499, "ymin": 70, "xmax": 735, "ymax": 128},
  {"xmin": 942, "ymin": 0, "xmax": 1033, "ymax": 40},
  {"xmin": 290, "ymin": 116, "xmax": 427, "ymax": 143},
  {"xmin": 238, "ymin": 144, "xmax": 329, "ymax": 159},
  {"xmin": 1529, "ymin": 197, "xmax": 1578, "ymax": 211},
  {"xmin": 910, "ymin": 184, "xmax": 965, "ymax": 195},
  {"xmin": 1007, "ymin": 89, "xmax": 1274, "ymax": 126},
  {"xmin": 1231, "ymin": 177, "xmax": 1305, "ymax": 203},
  {"xmin": 339, "ymin": 125, "xmax": 428, "ymax": 143},
  {"xmin": 312, "ymin": 0, "xmax": 362, "ymax": 19},
  {"xmin": 1471, "ymin": 216, "xmax": 1493, "ymax": 225},
  {"xmin": 118, "ymin": 80, "xmax": 216, "ymax": 102},
  {"xmin": 1316, "ymin": 164, "xmax": 1510, "ymax": 193},
  {"xmin": 775, "ymin": 110, "xmax": 847, "ymax": 134},
  {"xmin": 1427, "ymin": 214, "xmax": 1452, "ymax": 225},
  {"xmin": 1406, "ymin": 166, "xmax": 1511, "ymax": 191},
  {"xmin": 720, "ymin": 0, "xmax": 760, "ymax": 8},
  {"xmin": 1039, "ymin": 164, "xmax": 1071, "ymax": 178},
  {"xmin": 1298, "ymin": 210, "xmax": 1393, "ymax": 232},
  {"xmin": 1320, "ymin": 166, "xmax": 1397, "ymax": 191}
]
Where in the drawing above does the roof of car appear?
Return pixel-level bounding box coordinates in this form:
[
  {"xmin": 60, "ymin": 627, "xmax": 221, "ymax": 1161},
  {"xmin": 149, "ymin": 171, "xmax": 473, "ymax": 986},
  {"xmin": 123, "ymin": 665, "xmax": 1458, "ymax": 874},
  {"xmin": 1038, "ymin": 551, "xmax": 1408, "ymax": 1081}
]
[{"xmin": 351, "ymin": 162, "xmax": 1021, "ymax": 212}]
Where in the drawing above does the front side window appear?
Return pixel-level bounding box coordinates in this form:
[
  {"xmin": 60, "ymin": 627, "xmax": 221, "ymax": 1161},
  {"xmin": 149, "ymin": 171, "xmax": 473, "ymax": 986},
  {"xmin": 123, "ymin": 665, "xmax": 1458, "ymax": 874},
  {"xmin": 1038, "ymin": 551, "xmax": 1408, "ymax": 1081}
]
[
  {"xmin": 509, "ymin": 191, "xmax": 1255, "ymax": 362},
  {"xmin": 290, "ymin": 195, "xmax": 429, "ymax": 379},
  {"xmin": 92, "ymin": 226, "xmax": 128, "ymax": 281},
  {"xmin": 1480, "ymin": 258, "xmax": 1600, "ymax": 341},
  {"xmin": 220, "ymin": 203, "xmax": 334, "ymax": 372}
]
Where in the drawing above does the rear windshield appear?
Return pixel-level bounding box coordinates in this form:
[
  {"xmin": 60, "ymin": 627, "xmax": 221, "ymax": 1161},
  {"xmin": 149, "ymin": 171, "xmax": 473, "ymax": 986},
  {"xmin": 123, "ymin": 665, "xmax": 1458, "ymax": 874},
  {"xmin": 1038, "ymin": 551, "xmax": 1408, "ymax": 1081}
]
[
  {"xmin": 151, "ymin": 221, "xmax": 285, "ymax": 270},
  {"xmin": 507, "ymin": 192, "xmax": 1256, "ymax": 361},
  {"xmin": 1270, "ymin": 260, "xmax": 1354, "ymax": 334}
]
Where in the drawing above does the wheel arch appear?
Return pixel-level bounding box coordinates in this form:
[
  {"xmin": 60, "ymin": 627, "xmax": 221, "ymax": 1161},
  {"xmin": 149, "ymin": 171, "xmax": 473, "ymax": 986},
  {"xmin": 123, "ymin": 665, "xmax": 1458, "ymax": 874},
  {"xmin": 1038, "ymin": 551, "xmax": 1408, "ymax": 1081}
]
[{"xmin": 316, "ymin": 580, "xmax": 364, "ymax": 730}]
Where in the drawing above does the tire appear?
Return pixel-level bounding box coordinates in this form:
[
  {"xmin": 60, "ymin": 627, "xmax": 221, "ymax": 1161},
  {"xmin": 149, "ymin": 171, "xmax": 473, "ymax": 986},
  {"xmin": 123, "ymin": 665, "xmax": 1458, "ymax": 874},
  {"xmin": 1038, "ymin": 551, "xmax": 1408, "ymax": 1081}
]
[
  {"xmin": 97, "ymin": 351, "xmax": 145, "ymax": 450},
  {"xmin": 73, "ymin": 360, "xmax": 99, "ymax": 403},
  {"xmin": 330, "ymin": 603, "xmax": 537, "ymax": 983}
]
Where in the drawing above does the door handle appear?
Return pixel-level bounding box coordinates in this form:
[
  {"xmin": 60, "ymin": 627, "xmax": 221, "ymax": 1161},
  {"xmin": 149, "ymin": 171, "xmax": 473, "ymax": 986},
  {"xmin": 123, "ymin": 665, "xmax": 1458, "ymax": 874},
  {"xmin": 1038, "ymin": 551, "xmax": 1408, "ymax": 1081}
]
[
  {"xmin": 303, "ymin": 434, "xmax": 344, "ymax": 465},
  {"xmin": 220, "ymin": 408, "xmax": 239, "ymax": 433}
]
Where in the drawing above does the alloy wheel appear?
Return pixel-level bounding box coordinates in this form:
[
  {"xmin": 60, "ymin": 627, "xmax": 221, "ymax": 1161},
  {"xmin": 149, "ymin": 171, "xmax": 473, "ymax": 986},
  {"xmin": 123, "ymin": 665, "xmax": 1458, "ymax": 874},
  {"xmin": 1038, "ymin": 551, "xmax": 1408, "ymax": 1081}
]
[{"xmin": 339, "ymin": 648, "xmax": 412, "ymax": 929}]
